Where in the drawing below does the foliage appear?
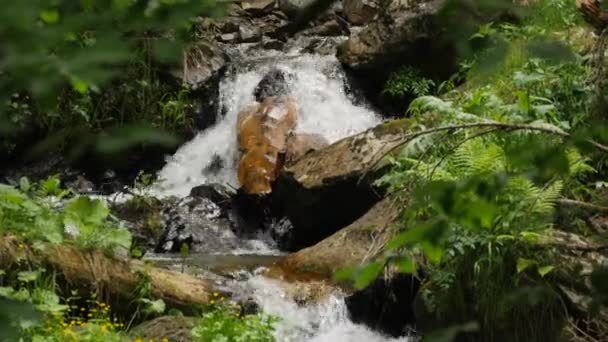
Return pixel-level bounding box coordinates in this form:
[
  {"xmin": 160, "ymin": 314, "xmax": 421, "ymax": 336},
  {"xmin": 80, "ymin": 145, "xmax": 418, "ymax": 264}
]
[
  {"xmin": 192, "ymin": 304, "xmax": 276, "ymax": 342},
  {"xmin": 0, "ymin": 0, "xmax": 222, "ymax": 156},
  {"xmin": 0, "ymin": 176, "xmax": 132, "ymax": 254},
  {"xmin": 338, "ymin": 3, "xmax": 607, "ymax": 339},
  {"xmin": 384, "ymin": 67, "xmax": 436, "ymax": 100}
]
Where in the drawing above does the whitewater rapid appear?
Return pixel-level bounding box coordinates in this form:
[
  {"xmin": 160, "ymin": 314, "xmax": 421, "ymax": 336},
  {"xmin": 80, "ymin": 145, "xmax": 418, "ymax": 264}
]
[
  {"xmin": 149, "ymin": 51, "xmax": 407, "ymax": 342},
  {"xmin": 154, "ymin": 53, "xmax": 380, "ymax": 197}
]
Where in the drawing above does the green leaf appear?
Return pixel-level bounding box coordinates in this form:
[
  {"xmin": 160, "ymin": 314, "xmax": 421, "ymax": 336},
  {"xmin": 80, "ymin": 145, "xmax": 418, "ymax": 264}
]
[
  {"xmin": 334, "ymin": 266, "xmax": 357, "ymax": 283},
  {"xmin": 395, "ymin": 257, "xmax": 416, "ymax": 273},
  {"xmin": 537, "ymin": 265, "xmax": 555, "ymax": 278},
  {"xmin": 64, "ymin": 197, "xmax": 109, "ymax": 226},
  {"xmin": 40, "ymin": 10, "xmax": 59, "ymax": 24},
  {"xmin": 517, "ymin": 258, "xmax": 535, "ymax": 274},
  {"xmin": 70, "ymin": 76, "xmax": 89, "ymax": 94},
  {"xmin": 354, "ymin": 262, "xmax": 384, "ymax": 290},
  {"xmin": 0, "ymin": 299, "xmax": 41, "ymax": 340},
  {"xmin": 105, "ymin": 228, "xmax": 133, "ymax": 251},
  {"xmin": 141, "ymin": 298, "xmax": 166, "ymax": 314},
  {"xmin": 17, "ymin": 270, "xmax": 41, "ymax": 283},
  {"xmin": 19, "ymin": 177, "xmax": 31, "ymax": 192}
]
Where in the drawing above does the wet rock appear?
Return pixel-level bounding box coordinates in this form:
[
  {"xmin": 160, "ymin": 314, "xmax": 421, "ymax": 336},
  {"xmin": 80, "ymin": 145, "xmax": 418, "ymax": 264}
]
[
  {"xmin": 175, "ymin": 40, "xmax": 229, "ymax": 90},
  {"xmin": 157, "ymin": 196, "xmax": 237, "ymax": 253},
  {"xmin": 262, "ymin": 38, "xmax": 286, "ymax": 51},
  {"xmin": 219, "ymin": 32, "xmax": 240, "ymax": 43},
  {"xmin": 302, "ymin": 18, "xmax": 346, "ymax": 36},
  {"xmin": 189, "ymin": 183, "xmax": 235, "ymax": 211},
  {"xmin": 272, "ymin": 119, "xmax": 412, "ymax": 249},
  {"xmin": 239, "ymin": 24, "xmax": 263, "ymax": 43},
  {"xmin": 342, "ymin": 0, "xmax": 379, "ymax": 25},
  {"xmin": 346, "ymin": 271, "xmax": 419, "ymax": 337},
  {"xmin": 241, "ymin": 0, "xmax": 276, "ymax": 15},
  {"xmin": 337, "ymin": 0, "xmax": 446, "ymax": 71},
  {"xmin": 278, "ymin": 0, "xmax": 316, "ymax": 17},
  {"xmin": 273, "ymin": 197, "xmax": 400, "ymax": 278},
  {"xmin": 268, "ymin": 217, "xmax": 295, "ymax": 250},
  {"xmin": 64, "ymin": 175, "xmax": 95, "ymax": 194},
  {"xmin": 131, "ymin": 316, "xmax": 197, "ymax": 342},
  {"xmin": 240, "ymin": 297, "xmax": 260, "ymax": 315},
  {"xmin": 112, "ymin": 196, "xmax": 165, "ymax": 250},
  {"xmin": 171, "ymin": 40, "xmax": 229, "ymax": 129},
  {"xmin": 299, "ymin": 36, "xmax": 347, "ymax": 55}
]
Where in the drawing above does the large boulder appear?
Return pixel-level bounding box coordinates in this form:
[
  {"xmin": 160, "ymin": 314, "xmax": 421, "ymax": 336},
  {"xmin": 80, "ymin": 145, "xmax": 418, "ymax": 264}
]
[
  {"xmin": 278, "ymin": 0, "xmax": 316, "ymax": 17},
  {"xmin": 171, "ymin": 40, "xmax": 230, "ymax": 129},
  {"xmin": 237, "ymin": 97, "xmax": 297, "ymax": 195},
  {"xmin": 271, "ymin": 118, "xmax": 412, "ymax": 249},
  {"xmin": 131, "ymin": 316, "xmax": 197, "ymax": 342},
  {"xmin": 342, "ymin": 0, "xmax": 380, "ymax": 25},
  {"xmin": 337, "ymin": 0, "xmax": 447, "ymax": 71}
]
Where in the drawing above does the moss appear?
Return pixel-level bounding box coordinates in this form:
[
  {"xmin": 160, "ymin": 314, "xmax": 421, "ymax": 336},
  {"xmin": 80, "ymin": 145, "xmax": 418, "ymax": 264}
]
[{"xmin": 372, "ymin": 118, "xmax": 412, "ymax": 136}]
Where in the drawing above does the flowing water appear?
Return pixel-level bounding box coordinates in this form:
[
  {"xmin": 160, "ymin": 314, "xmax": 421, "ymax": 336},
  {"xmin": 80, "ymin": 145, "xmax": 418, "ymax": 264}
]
[
  {"xmin": 149, "ymin": 50, "xmax": 409, "ymax": 341},
  {"xmin": 154, "ymin": 53, "xmax": 380, "ymax": 197}
]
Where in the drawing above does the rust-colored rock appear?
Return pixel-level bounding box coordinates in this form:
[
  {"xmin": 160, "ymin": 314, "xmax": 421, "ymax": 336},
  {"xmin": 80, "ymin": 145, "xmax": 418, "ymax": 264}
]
[{"xmin": 237, "ymin": 96, "xmax": 297, "ymax": 194}]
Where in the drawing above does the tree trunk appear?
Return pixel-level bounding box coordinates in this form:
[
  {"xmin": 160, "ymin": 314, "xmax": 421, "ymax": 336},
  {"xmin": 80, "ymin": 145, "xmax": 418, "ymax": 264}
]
[{"xmin": 0, "ymin": 236, "xmax": 224, "ymax": 309}]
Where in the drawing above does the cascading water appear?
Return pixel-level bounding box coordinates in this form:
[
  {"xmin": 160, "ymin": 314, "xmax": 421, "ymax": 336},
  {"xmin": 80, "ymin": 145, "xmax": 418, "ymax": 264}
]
[
  {"xmin": 154, "ymin": 53, "xmax": 380, "ymax": 197},
  {"xmin": 148, "ymin": 50, "xmax": 406, "ymax": 341},
  {"xmin": 243, "ymin": 275, "xmax": 412, "ymax": 342}
]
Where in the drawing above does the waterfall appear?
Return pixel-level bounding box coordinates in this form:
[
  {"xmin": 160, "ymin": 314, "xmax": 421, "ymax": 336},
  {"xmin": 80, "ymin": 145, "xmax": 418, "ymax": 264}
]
[
  {"xmin": 154, "ymin": 53, "xmax": 380, "ymax": 197},
  {"xmin": 244, "ymin": 275, "xmax": 413, "ymax": 342},
  {"xmin": 149, "ymin": 51, "xmax": 405, "ymax": 341}
]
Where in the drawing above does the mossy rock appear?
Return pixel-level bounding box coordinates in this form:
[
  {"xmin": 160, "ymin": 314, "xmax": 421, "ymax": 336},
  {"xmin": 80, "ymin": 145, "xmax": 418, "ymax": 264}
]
[{"xmin": 131, "ymin": 316, "xmax": 197, "ymax": 342}]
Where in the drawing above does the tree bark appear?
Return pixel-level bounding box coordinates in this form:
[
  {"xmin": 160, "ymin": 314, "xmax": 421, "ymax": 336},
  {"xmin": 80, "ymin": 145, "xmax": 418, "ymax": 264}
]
[{"xmin": 0, "ymin": 236, "xmax": 224, "ymax": 309}]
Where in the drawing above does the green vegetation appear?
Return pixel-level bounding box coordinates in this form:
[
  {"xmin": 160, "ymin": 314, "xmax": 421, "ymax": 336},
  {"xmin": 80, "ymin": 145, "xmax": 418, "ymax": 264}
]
[
  {"xmin": 0, "ymin": 177, "xmax": 131, "ymax": 254},
  {"xmin": 0, "ymin": 0, "xmax": 220, "ymax": 158},
  {"xmin": 339, "ymin": 0, "xmax": 608, "ymax": 340},
  {"xmin": 192, "ymin": 305, "xmax": 276, "ymax": 342}
]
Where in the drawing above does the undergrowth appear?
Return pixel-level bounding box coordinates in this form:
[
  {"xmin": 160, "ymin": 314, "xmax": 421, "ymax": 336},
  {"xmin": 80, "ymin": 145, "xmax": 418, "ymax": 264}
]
[{"xmin": 342, "ymin": 1, "xmax": 604, "ymax": 340}]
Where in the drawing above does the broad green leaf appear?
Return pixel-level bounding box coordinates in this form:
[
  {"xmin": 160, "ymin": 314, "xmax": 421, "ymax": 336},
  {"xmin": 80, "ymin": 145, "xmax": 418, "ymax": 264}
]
[
  {"xmin": 333, "ymin": 266, "xmax": 357, "ymax": 283},
  {"xmin": 395, "ymin": 257, "xmax": 416, "ymax": 273},
  {"xmin": 40, "ymin": 10, "xmax": 59, "ymax": 24},
  {"xmin": 64, "ymin": 197, "xmax": 109, "ymax": 226},
  {"xmin": 517, "ymin": 258, "xmax": 535, "ymax": 274},
  {"xmin": 141, "ymin": 298, "xmax": 166, "ymax": 314},
  {"xmin": 354, "ymin": 262, "xmax": 384, "ymax": 290},
  {"xmin": 70, "ymin": 76, "xmax": 89, "ymax": 94},
  {"xmin": 537, "ymin": 265, "xmax": 555, "ymax": 278},
  {"xmin": 105, "ymin": 228, "xmax": 133, "ymax": 251},
  {"xmin": 0, "ymin": 299, "xmax": 41, "ymax": 340}
]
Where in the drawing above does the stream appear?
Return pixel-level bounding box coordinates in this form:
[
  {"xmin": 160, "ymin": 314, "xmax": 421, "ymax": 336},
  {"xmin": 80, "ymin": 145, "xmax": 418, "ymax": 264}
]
[{"xmin": 146, "ymin": 44, "xmax": 411, "ymax": 341}]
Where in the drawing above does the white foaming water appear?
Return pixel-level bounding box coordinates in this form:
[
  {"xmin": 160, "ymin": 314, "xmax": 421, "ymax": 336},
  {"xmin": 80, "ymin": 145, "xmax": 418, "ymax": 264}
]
[
  {"xmin": 244, "ymin": 275, "xmax": 412, "ymax": 342},
  {"xmin": 154, "ymin": 54, "xmax": 380, "ymax": 197}
]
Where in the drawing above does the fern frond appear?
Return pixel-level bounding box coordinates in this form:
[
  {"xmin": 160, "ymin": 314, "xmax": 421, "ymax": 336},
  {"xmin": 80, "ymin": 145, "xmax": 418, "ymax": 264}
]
[
  {"xmin": 408, "ymin": 96, "xmax": 485, "ymax": 123},
  {"xmin": 447, "ymin": 140, "xmax": 506, "ymax": 176},
  {"xmin": 566, "ymin": 148, "xmax": 596, "ymax": 176},
  {"xmin": 532, "ymin": 180, "xmax": 563, "ymax": 215}
]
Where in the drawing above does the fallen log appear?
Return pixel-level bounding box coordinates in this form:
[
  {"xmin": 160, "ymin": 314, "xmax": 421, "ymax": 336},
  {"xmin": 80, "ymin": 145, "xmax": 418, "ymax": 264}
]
[
  {"xmin": 271, "ymin": 197, "xmax": 400, "ymax": 281},
  {"xmin": 0, "ymin": 236, "xmax": 223, "ymax": 309}
]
